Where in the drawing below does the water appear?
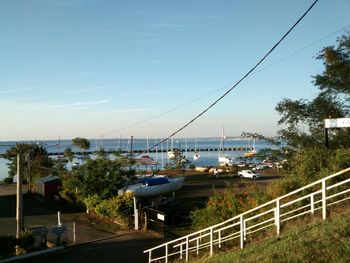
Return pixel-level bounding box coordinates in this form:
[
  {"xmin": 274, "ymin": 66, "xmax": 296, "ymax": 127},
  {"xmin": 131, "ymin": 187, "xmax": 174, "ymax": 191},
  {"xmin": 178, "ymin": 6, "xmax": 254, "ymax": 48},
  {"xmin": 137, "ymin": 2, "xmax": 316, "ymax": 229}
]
[{"xmin": 0, "ymin": 138, "xmax": 272, "ymax": 180}]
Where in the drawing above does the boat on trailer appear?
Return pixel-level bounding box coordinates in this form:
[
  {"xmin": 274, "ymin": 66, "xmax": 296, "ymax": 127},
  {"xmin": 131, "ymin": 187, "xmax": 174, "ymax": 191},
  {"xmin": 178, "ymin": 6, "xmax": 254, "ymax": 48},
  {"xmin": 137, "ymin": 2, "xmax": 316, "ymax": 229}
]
[{"xmin": 118, "ymin": 175, "xmax": 184, "ymax": 198}]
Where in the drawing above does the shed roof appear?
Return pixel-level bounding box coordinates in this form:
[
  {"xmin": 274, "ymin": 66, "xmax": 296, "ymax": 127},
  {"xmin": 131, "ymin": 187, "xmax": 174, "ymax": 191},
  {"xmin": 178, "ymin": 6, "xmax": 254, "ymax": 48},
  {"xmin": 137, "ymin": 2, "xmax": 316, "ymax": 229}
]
[{"xmin": 37, "ymin": 175, "xmax": 60, "ymax": 184}]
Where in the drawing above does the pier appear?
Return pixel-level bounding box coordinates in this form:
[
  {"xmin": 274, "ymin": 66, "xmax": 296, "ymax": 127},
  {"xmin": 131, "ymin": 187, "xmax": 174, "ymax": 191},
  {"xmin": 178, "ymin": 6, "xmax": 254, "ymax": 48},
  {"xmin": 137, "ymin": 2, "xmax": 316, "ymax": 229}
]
[{"xmin": 48, "ymin": 147, "xmax": 253, "ymax": 156}]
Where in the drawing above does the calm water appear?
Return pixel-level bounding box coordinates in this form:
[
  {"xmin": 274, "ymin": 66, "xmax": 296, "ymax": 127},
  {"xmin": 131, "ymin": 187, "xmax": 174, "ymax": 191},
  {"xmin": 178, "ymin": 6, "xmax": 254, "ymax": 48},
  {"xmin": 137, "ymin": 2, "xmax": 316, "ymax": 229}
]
[{"xmin": 0, "ymin": 138, "xmax": 272, "ymax": 180}]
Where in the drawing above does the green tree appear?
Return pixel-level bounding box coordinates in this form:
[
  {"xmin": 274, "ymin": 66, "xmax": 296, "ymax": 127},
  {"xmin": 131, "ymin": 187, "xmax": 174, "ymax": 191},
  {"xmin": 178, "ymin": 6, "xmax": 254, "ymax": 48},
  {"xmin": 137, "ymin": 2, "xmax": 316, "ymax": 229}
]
[
  {"xmin": 63, "ymin": 147, "xmax": 74, "ymax": 165},
  {"xmin": 0, "ymin": 144, "xmax": 53, "ymax": 182},
  {"xmin": 276, "ymin": 34, "xmax": 350, "ymax": 149},
  {"xmin": 72, "ymin": 137, "xmax": 90, "ymax": 150},
  {"xmin": 62, "ymin": 156, "xmax": 135, "ymax": 201}
]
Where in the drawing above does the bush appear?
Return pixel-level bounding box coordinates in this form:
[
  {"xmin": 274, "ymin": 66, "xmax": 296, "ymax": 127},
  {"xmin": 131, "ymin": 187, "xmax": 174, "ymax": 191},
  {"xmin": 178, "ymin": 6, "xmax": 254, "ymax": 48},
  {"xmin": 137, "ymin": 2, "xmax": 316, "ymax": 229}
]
[
  {"xmin": 0, "ymin": 232, "xmax": 35, "ymax": 259},
  {"xmin": 83, "ymin": 193, "xmax": 134, "ymax": 226},
  {"xmin": 0, "ymin": 235, "xmax": 16, "ymax": 259},
  {"xmin": 3, "ymin": 177, "xmax": 13, "ymax": 184}
]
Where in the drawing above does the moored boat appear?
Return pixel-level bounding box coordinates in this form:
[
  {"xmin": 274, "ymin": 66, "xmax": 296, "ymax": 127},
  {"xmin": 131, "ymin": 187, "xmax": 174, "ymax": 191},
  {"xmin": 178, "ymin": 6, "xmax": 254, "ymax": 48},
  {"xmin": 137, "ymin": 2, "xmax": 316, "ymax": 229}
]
[{"xmin": 118, "ymin": 175, "xmax": 184, "ymax": 198}]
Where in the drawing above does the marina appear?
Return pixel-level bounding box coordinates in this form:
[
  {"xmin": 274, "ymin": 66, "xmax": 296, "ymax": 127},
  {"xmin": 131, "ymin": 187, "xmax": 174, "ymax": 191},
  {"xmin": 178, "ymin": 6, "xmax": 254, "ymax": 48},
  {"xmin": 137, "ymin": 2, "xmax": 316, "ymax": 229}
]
[{"xmin": 0, "ymin": 138, "xmax": 271, "ymax": 181}]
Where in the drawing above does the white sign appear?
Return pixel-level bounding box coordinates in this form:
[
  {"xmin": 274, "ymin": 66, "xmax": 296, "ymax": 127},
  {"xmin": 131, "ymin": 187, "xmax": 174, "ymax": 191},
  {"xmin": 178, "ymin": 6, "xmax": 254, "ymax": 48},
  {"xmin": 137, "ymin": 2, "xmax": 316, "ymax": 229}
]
[
  {"xmin": 157, "ymin": 213, "xmax": 165, "ymax": 221},
  {"xmin": 324, "ymin": 118, "xmax": 350, "ymax": 128}
]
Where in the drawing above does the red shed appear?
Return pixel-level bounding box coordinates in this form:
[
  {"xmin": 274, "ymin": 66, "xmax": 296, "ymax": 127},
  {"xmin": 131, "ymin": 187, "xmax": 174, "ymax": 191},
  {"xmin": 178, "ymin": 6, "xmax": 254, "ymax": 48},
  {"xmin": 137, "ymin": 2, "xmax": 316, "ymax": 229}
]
[{"xmin": 36, "ymin": 176, "xmax": 61, "ymax": 198}]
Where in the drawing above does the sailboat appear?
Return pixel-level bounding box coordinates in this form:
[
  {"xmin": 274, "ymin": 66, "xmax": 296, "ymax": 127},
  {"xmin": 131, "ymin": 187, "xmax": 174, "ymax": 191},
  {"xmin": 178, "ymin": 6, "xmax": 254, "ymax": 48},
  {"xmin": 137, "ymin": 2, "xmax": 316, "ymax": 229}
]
[
  {"xmin": 167, "ymin": 137, "xmax": 176, "ymax": 160},
  {"xmin": 193, "ymin": 136, "xmax": 200, "ymax": 160},
  {"xmin": 244, "ymin": 138, "xmax": 257, "ymax": 157},
  {"xmin": 137, "ymin": 136, "xmax": 158, "ymax": 165},
  {"xmin": 218, "ymin": 128, "xmax": 233, "ymax": 166}
]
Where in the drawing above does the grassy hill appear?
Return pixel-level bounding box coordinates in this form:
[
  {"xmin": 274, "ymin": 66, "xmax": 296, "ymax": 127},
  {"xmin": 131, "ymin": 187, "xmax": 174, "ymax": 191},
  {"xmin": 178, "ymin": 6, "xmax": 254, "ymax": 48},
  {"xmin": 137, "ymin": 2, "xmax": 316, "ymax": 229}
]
[{"xmin": 194, "ymin": 209, "xmax": 350, "ymax": 263}]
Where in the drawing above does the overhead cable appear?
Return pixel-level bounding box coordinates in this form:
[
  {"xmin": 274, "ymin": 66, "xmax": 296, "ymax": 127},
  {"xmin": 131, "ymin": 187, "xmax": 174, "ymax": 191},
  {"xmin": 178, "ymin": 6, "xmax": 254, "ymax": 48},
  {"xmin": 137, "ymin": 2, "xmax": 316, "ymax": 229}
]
[{"xmin": 135, "ymin": 0, "xmax": 319, "ymax": 157}]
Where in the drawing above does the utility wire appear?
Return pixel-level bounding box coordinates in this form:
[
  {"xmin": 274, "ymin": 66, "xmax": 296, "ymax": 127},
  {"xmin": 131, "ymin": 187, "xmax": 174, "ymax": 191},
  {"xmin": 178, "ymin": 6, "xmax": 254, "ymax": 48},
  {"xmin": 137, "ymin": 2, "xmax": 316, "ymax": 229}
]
[
  {"xmin": 134, "ymin": 0, "xmax": 319, "ymax": 157},
  {"xmin": 100, "ymin": 23, "xmax": 348, "ymax": 139}
]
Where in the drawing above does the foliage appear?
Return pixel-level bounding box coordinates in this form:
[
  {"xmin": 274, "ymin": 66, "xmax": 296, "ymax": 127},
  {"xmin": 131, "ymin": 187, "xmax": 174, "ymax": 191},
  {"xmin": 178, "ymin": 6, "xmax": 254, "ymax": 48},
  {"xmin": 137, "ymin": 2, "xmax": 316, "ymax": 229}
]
[
  {"xmin": 167, "ymin": 148, "xmax": 187, "ymax": 171},
  {"xmin": 63, "ymin": 147, "xmax": 74, "ymax": 163},
  {"xmin": 0, "ymin": 235, "xmax": 16, "ymax": 258},
  {"xmin": 0, "ymin": 232, "xmax": 35, "ymax": 259},
  {"xmin": 203, "ymin": 209, "xmax": 350, "ymax": 263},
  {"xmin": 190, "ymin": 185, "xmax": 269, "ymax": 230},
  {"xmin": 0, "ymin": 144, "xmax": 53, "ymax": 180},
  {"xmin": 3, "ymin": 177, "xmax": 13, "ymax": 184},
  {"xmin": 275, "ymin": 34, "xmax": 350, "ymax": 149},
  {"xmin": 72, "ymin": 137, "xmax": 90, "ymax": 150},
  {"xmin": 61, "ymin": 155, "xmax": 135, "ymax": 201},
  {"xmin": 82, "ymin": 193, "xmax": 134, "ymax": 226}
]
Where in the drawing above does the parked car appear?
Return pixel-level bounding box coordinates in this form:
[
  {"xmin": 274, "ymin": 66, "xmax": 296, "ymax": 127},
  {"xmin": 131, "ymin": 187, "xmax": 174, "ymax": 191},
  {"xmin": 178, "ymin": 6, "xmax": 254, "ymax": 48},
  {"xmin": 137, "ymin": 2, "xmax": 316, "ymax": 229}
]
[{"xmin": 238, "ymin": 170, "xmax": 260, "ymax": 179}]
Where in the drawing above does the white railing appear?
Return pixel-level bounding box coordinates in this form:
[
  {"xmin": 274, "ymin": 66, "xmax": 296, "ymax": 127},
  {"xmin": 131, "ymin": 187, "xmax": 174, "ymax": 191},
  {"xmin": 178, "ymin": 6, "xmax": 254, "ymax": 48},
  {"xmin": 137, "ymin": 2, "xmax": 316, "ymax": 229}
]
[{"xmin": 144, "ymin": 167, "xmax": 350, "ymax": 263}]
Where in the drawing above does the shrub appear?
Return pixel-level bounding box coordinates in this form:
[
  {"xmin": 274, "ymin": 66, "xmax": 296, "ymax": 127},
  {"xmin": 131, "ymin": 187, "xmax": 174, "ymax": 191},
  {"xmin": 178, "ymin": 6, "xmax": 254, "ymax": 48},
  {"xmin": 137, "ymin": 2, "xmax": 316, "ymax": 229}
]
[
  {"xmin": 0, "ymin": 232, "xmax": 35, "ymax": 259},
  {"xmin": 0, "ymin": 235, "xmax": 16, "ymax": 259},
  {"xmin": 83, "ymin": 193, "xmax": 134, "ymax": 226},
  {"xmin": 3, "ymin": 177, "xmax": 13, "ymax": 184}
]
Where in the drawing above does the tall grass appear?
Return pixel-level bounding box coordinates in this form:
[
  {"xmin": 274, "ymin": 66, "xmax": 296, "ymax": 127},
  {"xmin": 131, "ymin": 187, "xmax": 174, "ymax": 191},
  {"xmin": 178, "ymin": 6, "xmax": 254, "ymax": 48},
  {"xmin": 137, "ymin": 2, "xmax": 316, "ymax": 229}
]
[{"xmin": 198, "ymin": 209, "xmax": 350, "ymax": 263}]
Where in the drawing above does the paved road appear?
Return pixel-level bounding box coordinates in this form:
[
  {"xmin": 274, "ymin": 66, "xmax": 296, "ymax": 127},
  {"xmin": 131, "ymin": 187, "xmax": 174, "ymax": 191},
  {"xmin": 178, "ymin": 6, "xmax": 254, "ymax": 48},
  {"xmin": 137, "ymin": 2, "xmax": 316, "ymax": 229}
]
[{"xmin": 17, "ymin": 230, "xmax": 161, "ymax": 263}]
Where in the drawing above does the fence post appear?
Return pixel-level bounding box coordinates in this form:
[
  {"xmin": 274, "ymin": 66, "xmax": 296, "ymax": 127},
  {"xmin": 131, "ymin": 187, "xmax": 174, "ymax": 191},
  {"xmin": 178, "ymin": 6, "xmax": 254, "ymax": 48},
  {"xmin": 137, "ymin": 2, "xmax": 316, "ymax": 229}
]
[
  {"xmin": 240, "ymin": 215, "xmax": 244, "ymax": 249},
  {"xmin": 196, "ymin": 238, "xmax": 199, "ymax": 255},
  {"xmin": 322, "ymin": 180, "xmax": 327, "ymax": 220},
  {"xmin": 243, "ymin": 219, "xmax": 247, "ymax": 241},
  {"xmin": 57, "ymin": 211, "xmax": 62, "ymax": 226},
  {"xmin": 73, "ymin": 222, "xmax": 76, "ymax": 243},
  {"xmin": 310, "ymin": 194, "xmax": 315, "ymax": 215},
  {"xmin": 148, "ymin": 251, "xmax": 152, "ymax": 263},
  {"xmin": 210, "ymin": 227, "xmax": 214, "ymax": 256},
  {"xmin": 186, "ymin": 236, "xmax": 189, "ymax": 262},
  {"xmin": 218, "ymin": 230, "xmax": 221, "ymax": 248},
  {"xmin": 275, "ymin": 199, "xmax": 280, "ymax": 235},
  {"xmin": 180, "ymin": 242, "xmax": 183, "ymax": 259},
  {"xmin": 165, "ymin": 243, "xmax": 168, "ymax": 263}
]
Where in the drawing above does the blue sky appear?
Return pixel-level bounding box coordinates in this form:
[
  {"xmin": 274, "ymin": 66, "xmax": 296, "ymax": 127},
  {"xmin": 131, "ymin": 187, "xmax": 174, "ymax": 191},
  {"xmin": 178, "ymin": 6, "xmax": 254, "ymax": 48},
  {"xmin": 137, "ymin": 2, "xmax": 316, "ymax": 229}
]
[{"xmin": 1, "ymin": 0, "xmax": 349, "ymax": 140}]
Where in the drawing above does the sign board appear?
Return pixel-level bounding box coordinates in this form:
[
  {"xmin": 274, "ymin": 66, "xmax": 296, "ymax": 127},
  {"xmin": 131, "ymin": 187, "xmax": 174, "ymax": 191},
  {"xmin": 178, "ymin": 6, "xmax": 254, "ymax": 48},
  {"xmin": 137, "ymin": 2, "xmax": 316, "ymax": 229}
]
[
  {"xmin": 324, "ymin": 118, "xmax": 350, "ymax": 128},
  {"xmin": 157, "ymin": 213, "xmax": 165, "ymax": 221},
  {"xmin": 50, "ymin": 226, "xmax": 67, "ymax": 235}
]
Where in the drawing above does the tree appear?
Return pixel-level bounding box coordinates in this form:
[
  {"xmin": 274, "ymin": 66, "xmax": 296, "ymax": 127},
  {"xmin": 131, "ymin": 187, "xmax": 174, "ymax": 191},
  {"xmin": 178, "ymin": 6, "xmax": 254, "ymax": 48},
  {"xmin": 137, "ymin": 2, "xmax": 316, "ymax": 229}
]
[
  {"xmin": 0, "ymin": 144, "xmax": 53, "ymax": 182},
  {"xmin": 72, "ymin": 137, "xmax": 90, "ymax": 152},
  {"xmin": 72, "ymin": 137, "xmax": 90, "ymax": 162},
  {"xmin": 63, "ymin": 147, "xmax": 74, "ymax": 165},
  {"xmin": 276, "ymin": 34, "xmax": 350, "ymax": 149},
  {"xmin": 62, "ymin": 156, "xmax": 135, "ymax": 200}
]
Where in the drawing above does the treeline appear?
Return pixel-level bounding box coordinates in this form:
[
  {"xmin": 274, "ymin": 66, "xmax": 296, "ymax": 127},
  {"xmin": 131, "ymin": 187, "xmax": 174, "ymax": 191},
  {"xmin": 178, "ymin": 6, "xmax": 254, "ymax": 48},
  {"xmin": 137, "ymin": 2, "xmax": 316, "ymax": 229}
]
[{"xmin": 191, "ymin": 34, "xmax": 350, "ymax": 229}]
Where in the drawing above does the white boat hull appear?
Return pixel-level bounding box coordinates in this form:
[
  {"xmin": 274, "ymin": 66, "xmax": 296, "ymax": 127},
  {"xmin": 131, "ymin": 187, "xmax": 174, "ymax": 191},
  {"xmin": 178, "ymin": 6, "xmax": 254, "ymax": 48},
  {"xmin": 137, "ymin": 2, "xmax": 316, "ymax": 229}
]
[
  {"xmin": 118, "ymin": 176, "xmax": 184, "ymax": 198},
  {"xmin": 218, "ymin": 155, "xmax": 233, "ymax": 165}
]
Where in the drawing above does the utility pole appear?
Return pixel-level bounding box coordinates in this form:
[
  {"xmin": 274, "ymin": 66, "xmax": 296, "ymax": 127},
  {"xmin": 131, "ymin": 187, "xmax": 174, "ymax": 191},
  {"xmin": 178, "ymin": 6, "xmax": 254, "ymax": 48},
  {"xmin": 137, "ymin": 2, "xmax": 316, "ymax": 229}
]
[
  {"xmin": 27, "ymin": 152, "xmax": 32, "ymax": 193},
  {"xmin": 129, "ymin": 136, "xmax": 134, "ymax": 170},
  {"xmin": 16, "ymin": 153, "xmax": 24, "ymax": 238},
  {"xmin": 130, "ymin": 135, "xmax": 134, "ymax": 157}
]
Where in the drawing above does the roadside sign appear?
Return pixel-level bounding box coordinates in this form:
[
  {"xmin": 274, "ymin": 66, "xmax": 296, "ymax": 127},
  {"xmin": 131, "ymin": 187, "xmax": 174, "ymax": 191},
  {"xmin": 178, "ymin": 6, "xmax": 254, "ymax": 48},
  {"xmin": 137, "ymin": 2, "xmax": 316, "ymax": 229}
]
[
  {"xmin": 50, "ymin": 226, "xmax": 67, "ymax": 235},
  {"xmin": 157, "ymin": 213, "xmax": 165, "ymax": 221},
  {"xmin": 324, "ymin": 118, "xmax": 350, "ymax": 128}
]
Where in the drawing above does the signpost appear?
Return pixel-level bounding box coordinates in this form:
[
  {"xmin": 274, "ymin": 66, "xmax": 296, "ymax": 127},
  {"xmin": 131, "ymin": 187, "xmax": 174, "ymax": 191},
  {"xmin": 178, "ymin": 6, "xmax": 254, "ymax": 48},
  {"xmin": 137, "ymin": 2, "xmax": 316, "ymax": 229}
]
[
  {"xmin": 324, "ymin": 118, "xmax": 350, "ymax": 128},
  {"xmin": 324, "ymin": 118, "xmax": 350, "ymax": 149}
]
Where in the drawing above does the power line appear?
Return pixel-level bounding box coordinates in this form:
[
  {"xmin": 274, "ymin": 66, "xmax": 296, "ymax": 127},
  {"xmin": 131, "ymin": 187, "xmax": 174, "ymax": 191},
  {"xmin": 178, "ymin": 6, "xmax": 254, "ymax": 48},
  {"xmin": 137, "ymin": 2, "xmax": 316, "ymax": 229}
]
[
  {"xmin": 99, "ymin": 2, "xmax": 336, "ymax": 141},
  {"xmin": 134, "ymin": 0, "xmax": 319, "ymax": 157}
]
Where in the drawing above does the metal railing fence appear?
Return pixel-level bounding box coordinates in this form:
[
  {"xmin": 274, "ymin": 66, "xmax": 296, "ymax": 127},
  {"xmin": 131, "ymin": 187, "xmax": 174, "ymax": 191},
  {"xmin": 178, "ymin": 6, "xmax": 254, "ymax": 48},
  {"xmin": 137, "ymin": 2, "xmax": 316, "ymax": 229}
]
[{"xmin": 144, "ymin": 167, "xmax": 350, "ymax": 263}]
